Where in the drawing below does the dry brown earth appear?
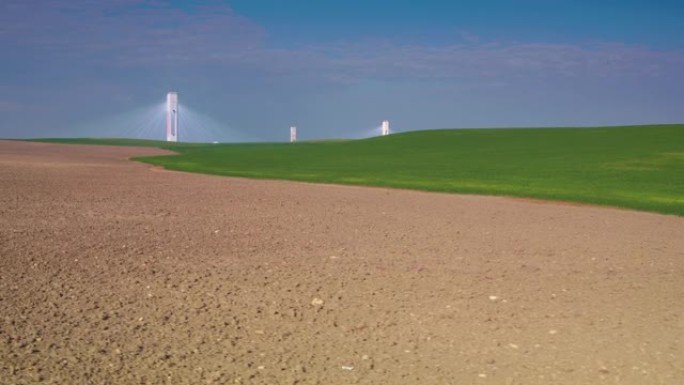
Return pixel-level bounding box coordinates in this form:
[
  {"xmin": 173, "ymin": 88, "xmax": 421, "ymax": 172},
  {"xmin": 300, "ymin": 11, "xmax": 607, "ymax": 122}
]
[{"xmin": 1, "ymin": 140, "xmax": 683, "ymax": 385}]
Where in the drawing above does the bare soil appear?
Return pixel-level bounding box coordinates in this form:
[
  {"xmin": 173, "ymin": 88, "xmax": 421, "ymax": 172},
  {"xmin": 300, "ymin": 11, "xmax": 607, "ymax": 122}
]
[{"xmin": 1, "ymin": 140, "xmax": 683, "ymax": 385}]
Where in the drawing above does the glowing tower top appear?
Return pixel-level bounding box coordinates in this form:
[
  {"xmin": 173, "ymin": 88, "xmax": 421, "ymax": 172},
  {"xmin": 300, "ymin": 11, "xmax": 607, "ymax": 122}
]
[{"xmin": 166, "ymin": 92, "xmax": 179, "ymax": 142}]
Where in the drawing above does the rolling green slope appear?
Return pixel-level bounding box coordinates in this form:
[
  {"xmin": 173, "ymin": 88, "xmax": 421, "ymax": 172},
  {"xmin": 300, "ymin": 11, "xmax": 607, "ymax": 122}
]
[{"xmin": 31, "ymin": 125, "xmax": 684, "ymax": 215}]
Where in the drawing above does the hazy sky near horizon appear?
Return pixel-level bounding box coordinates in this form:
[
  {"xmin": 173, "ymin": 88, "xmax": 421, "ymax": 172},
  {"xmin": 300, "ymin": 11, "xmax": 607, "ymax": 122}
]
[{"xmin": 1, "ymin": 0, "xmax": 683, "ymax": 141}]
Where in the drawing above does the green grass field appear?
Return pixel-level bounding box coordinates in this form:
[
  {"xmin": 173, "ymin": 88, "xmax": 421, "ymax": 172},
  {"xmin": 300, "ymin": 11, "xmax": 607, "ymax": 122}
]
[{"xmin": 32, "ymin": 124, "xmax": 684, "ymax": 216}]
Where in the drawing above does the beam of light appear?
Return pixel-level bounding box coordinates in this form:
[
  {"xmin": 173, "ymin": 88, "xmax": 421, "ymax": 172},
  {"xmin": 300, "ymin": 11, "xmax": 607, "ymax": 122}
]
[
  {"xmin": 345, "ymin": 124, "xmax": 385, "ymax": 139},
  {"xmin": 71, "ymin": 99, "xmax": 255, "ymax": 143},
  {"xmin": 179, "ymin": 104, "xmax": 255, "ymax": 143},
  {"xmin": 74, "ymin": 102, "xmax": 166, "ymax": 140}
]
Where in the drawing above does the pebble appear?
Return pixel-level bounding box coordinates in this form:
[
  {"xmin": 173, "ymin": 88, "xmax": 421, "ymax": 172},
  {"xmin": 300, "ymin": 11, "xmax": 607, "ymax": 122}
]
[
  {"xmin": 509, "ymin": 343, "xmax": 519, "ymax": 349},
  {"xmin": 341, "ymin": 366, "xmax": 354, "ymax": 370},
  {"xmin": 549, "ymin": 329, "xmax": 558, "ymax": 335},
  {"xmin": 489, "ymin": 296, "xmax": 499, "ymax": 301},
  {"xmin": 311, "ymin": 298, "xmax": 324, "ymax": 306},
  {"xmin": 478, "ymin": 373, "xmax": 487, "ymax": 378}
]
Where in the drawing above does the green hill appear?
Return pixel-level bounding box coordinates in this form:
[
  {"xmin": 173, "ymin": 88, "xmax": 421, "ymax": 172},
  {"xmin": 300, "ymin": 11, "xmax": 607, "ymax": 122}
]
[{"xmin": 31, "ymin": 124, "xmax": 684, "ymax": 216}]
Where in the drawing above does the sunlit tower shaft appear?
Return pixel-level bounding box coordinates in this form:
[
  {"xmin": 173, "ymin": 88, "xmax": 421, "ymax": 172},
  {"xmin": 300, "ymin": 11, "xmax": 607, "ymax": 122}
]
[
  {"xmin": 381, "ymin": 120, "xmax": 390, "ymax": 136},
  {"xmin": 166, "ymin": 92, "xmax": 179, "ymax": 142},
  {"xmin": 290, "ymin": 126, "xmax": 297, "ymax": 143}
]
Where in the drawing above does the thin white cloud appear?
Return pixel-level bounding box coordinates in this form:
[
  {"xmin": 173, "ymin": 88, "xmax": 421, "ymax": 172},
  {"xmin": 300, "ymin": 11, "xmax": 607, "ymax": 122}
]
[
  {"xmin": 298, "ymin": 41, "xmax": 684, "ymax": 82},
  {"xmin": 3, "ymin": 0, "xmax": 682, "ymax": 85},
  {"xmin": 1, "ymin": 0, "xmax": 265, "ymax": 66}
]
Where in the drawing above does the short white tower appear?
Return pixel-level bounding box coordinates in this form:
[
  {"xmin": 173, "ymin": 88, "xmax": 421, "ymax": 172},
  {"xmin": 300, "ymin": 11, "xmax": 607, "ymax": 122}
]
[
  {"xmin": 381, "ymin": 120, "xmax": 390, "ymax": 136},
  {"xmin": 166, "ymin": 92, "xmax": 179, "ymax": 142},
  {"xmin": 290, "ymin": 126, "xmax": 297, "ymax": 143}
]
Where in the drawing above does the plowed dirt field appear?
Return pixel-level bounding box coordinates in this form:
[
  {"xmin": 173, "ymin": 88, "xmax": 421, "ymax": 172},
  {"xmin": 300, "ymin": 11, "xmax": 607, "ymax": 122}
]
[{"xmin": 1, "ymin": 140, "xmax": 682, "ymax": 384}]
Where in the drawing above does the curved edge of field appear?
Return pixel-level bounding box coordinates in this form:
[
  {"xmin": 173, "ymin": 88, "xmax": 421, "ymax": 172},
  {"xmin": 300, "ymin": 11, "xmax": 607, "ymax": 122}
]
[
  {"xmin": 133, "ymin": 153, "xmax": 684, "ymax": 218},
  {"xmin": 26, "ymin": 124, "xmax": 684, "ymax": 217}
]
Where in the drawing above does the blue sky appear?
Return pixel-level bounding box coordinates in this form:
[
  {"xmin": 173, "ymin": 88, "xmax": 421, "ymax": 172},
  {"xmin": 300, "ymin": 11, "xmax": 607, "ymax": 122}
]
[{"xmin": 1, "ymin": 0, "xmax": 683, "ymax": 141}]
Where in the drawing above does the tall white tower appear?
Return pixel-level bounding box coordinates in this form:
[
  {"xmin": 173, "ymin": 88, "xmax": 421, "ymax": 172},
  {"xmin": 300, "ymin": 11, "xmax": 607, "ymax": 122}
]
[
  {"xmin": 381, "ymin": 120, "xmax": 390, "ymax": 136},
  {"xmin": 166, "ymin": 92, "xmax": 179, "ymax": 142},
  {"xmin": 290, "ymin": 126, "xmax": 297, "ymax": 143}
]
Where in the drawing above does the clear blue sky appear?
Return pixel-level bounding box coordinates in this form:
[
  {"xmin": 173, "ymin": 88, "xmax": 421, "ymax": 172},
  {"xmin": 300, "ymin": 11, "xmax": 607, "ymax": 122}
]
[{"xmin": 1, "ymin": 0, "xmax": 683, "ymax": 141}]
